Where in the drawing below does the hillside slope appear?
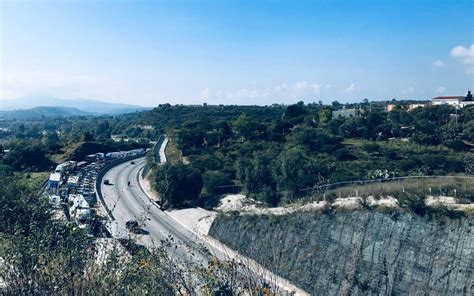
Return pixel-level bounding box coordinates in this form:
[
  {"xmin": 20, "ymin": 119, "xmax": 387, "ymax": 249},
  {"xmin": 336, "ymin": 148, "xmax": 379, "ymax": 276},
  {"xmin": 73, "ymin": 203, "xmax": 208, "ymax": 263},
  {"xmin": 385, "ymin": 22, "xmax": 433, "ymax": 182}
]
[
  {"xmin": 0, "ymin": 106, "xmax": 94, "ymax": 119},
  {"xmin": 209, "ymin": 210, "xmax": 473, "ymax": 295},
  {"xmin": 0, "ymin": 96, "xmax": 148, "ymax": 114}
]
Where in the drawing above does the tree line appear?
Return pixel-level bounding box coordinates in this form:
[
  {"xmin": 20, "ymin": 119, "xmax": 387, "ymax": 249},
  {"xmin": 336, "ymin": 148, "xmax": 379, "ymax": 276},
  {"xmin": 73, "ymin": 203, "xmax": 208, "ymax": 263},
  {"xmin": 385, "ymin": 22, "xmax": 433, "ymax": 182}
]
[{"xmin": 150, "ymin": 102, "xmax": 473, "ymax": 207}]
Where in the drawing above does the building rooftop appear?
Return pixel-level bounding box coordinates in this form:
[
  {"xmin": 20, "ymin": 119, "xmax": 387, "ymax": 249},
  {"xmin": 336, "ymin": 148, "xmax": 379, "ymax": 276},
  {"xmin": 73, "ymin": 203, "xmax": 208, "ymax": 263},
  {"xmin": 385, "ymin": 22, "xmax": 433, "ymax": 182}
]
[
  {"xmin": 49, "ymin": 173, "xmax": 61, "ymax": 182},
  {"xmin": 67, "ymin": 176, "xmax": 79, "ymax": 184},
  {"xmin": 70, "ymin": 194, "xmax": 89, "ymax": 209},
  {"xmin": 432, "ymin": 96, "xmax": 464, "ymax": 100}
]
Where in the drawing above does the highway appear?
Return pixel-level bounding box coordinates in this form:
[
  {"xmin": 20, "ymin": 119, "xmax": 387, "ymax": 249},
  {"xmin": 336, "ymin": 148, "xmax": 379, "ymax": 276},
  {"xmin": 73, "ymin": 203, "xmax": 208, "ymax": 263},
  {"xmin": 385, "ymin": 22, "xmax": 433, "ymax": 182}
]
[
  {"xmin": 101, "ymin": 157, "xmax": 211, "ymax": 265},
  {"xmin": 100, "ymin": 156, "xmax": 308, "ymax": 295}
]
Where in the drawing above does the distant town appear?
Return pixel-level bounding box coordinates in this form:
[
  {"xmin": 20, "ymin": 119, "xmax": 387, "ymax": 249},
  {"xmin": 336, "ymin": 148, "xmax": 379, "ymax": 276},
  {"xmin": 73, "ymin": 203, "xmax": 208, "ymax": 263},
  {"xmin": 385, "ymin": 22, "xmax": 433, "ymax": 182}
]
[{"xmin": 45, "ymin": 149, "xmax": 145, "ymax": 229}]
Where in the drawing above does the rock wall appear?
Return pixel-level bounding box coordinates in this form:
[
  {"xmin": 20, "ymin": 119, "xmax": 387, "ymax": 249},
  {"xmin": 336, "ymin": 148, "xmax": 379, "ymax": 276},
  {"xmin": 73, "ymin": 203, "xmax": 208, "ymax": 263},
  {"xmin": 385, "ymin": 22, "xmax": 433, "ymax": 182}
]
[{"xmin": 209, "ymin": 210, "xmax": 474, "ymax": 295}]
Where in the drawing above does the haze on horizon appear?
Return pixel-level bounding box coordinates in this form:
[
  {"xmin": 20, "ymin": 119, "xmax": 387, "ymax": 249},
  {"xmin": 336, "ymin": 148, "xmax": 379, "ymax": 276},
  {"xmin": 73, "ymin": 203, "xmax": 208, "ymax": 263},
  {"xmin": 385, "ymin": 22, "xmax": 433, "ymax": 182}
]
[{"xmin": 1, "ymin": 0, "xmax": 473, "ymax": 107}]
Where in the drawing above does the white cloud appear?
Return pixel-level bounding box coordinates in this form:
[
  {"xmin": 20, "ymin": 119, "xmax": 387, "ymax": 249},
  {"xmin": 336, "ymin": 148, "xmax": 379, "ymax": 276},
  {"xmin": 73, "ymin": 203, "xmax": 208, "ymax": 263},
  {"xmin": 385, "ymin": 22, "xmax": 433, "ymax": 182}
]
[
  {"xmin": 345, "ymin": 83, "xmax": 356, "ymax": 92},
  {"xmin": 311, "ymin": 83, "xmax": 321, "ymax": 93},
  {"xmin": 200, "ymin": 88, "xmax": 211, "ymax": 100},
  {"xmin": 293, "ymin": 81, "xmax": 321, "ymax": 94},
  {"xmin": 436, "ymin": 86, "xmax": 446, "ymax": 94},
  {"xmin": 294, "ymin": 81, "xmax": 308, "ymax": 90},
  {"xmin": 432, "ymin": 60, "xmax": 445, "ymax": 67},
  {"xmin": 450, "ymin": 44, "xmax": 474, "ymax": 65},
  {"xmin": 201, "ymin": 80, "xmax": 327, "ymax": 102},
  {"xmin": 465, "ymin": 67, "xmax": 474, "ymax": 75},
  {"xmin": 274, "ymin": 83, "xmax": 287, "ymax": 92},
  {"xmin": 402, "ymin": 87, "xmax": 415, "ymax": 95}
]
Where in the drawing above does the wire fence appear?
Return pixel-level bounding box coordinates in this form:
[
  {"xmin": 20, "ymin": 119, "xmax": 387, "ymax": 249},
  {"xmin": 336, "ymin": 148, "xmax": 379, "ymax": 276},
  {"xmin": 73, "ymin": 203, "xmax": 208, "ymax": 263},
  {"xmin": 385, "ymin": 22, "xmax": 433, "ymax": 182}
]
[
  {"xmin": 298, "ymin": 175, "xmax": 474, "ymax": 201},
  {"xmin": 211, "ymin": 175, "xmax": 474, "ymax": 202}
]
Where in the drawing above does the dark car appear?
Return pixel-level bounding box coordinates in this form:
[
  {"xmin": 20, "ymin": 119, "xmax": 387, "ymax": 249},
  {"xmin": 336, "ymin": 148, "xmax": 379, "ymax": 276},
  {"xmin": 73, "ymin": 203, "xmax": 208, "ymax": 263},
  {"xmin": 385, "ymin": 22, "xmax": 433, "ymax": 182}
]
[
  {"xmin": 130, "ymin": 161, "xmax": 135, "ymax": 165},
  {"xmin": 125, "ymin": 220, "xmax": 149, "ymax": 235},
  {"xmin": 119, "ymin": 239, "xmax": 150, "ymax": 256},
  {"xmin": 125, "ymin": 220, "xmax": 139, "ymax": 230},
  {"xmin": 103, "ymin": 179, "xmax": 110, "ymax": 185}
]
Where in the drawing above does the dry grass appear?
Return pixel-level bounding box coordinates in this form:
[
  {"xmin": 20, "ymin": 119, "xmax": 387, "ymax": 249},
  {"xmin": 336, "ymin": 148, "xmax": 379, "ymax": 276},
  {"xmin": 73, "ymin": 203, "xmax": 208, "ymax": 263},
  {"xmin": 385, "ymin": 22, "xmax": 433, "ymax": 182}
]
[
  {"xmin": 16, "ymin": 172, "xmax": 49, "ymax": 191},
  {"xmin": 309, "ymin": 176, "xmax": 474, "ymax": 204},
  {"xmin": 164, "ymin": 138, "xmax": 182, "ymax": 165}
]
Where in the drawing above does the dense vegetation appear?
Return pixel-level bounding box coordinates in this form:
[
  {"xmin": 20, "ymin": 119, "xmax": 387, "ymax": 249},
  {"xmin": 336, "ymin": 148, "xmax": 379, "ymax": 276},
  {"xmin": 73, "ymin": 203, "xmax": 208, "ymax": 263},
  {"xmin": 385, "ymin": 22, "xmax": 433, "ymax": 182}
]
[
  {"xmin": 0, "ymin": 166, "xmax": 270, "ymax": 294},
  {"xmin": 153, "ymin": 103, "xmax": 473, "ymax": 207},
  {"xmin": 0, "ymin": 101, "xmax": 472, "ymax": 292},
  {"xmin": 1, "ymin": 101, "xmax": 472, "ymax": 208},
  {"xmin": 0, "ymin": 113, "xmax": 152, "ymax": 171}
]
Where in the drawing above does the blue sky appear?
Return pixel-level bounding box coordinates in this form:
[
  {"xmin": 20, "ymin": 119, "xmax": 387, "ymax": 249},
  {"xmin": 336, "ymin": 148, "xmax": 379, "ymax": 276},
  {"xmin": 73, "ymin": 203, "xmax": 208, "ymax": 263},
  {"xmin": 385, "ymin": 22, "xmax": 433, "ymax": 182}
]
[{"xmin": 1, "ymin": 0, "xmax": 473, "ymax": 106}]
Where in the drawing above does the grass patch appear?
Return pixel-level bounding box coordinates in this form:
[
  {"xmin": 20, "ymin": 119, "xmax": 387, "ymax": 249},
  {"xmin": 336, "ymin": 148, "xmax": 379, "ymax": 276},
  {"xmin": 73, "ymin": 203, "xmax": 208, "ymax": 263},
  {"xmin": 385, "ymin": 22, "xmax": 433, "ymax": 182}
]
[
  {"xmin": 311, "ymin": 176, "xmax": 474, "ymax": 201},
  {"xmin": 15, "ymin": 172, "xmax": 49, "ymax": 191},
  {"xmin": 164, "ymin": 138, "xmax": 182, "ymax": 165},
  {"xmin": 306, "ymin": 176, "xmax": 474, "ymax": 217}
]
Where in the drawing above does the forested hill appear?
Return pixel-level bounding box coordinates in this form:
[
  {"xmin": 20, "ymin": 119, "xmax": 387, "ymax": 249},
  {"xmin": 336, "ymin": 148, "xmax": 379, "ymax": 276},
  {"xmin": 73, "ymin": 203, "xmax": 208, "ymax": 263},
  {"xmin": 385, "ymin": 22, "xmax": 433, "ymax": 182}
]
[
  {"xmin": 0, "ymin": 106, "xmax": 95, "ymax": 119},
  {"xmin": 137, "ymin": 104, "xmax": 286, "ymax": 128},
  {"xmin": 137, "ymin": 102, "xmax": 473, "ymax": 209},
  {"xmin": 1, "ymin": 101, "xmax": 473, "ymax": 208}
]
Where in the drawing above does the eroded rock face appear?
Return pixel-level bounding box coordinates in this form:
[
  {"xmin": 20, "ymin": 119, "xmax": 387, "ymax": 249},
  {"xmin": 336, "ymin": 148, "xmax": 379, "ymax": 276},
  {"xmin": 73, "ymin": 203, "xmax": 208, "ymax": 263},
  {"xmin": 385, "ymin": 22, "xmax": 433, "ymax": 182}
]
[{"xmin": 209, "ymin": 211, "xmax": 474, "ymax": 295}]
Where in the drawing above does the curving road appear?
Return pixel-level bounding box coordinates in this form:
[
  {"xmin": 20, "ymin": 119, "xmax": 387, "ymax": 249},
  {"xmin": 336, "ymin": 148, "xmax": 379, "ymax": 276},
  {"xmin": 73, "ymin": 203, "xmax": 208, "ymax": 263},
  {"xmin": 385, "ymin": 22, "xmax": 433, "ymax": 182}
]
[
  {"xmin": 101, "ymin": 157, "xmax": 211, "ymax": 265},
  {"xmin": 100, "ymin": 156, "xmax": 308, "ymax": 295}
]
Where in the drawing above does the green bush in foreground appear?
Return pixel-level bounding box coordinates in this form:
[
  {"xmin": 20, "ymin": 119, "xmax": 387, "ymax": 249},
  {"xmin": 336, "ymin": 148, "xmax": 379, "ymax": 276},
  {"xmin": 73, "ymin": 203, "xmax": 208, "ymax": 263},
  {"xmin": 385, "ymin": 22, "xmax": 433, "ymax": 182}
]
[{"xmin": 0, "ymin": 170, "xmax": 274, "ymax": 294}]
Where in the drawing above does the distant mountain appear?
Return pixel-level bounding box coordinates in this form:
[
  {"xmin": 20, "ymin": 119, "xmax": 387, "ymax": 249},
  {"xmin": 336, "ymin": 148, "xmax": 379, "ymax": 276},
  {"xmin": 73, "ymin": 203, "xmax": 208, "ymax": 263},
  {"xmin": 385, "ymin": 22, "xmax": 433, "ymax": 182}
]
[
  {"xmin": 0, "ymin": 106, "xmax": 96, "ymax": 119},
  {"xmin": 0, "ymin": 95, "xmax": 149, "ymax": 114}
]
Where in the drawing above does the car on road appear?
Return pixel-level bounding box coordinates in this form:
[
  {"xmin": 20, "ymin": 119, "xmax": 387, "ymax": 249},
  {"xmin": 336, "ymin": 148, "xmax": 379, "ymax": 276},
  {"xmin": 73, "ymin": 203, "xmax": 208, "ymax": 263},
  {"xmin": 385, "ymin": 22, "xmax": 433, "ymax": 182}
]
[
  {"xmin": 125, "ymin": 220, "xmax": 149, "ymax": 234},
  {"xmin": 126, "ymin": 220, "xmax": 139, "ymax": 230},
  {"xmin": 126, "ymin": 220, "xmax": 139, "ymax": 228},
  {"xmin": 130, "ymin": 161, "xmax": 135, "ymax": 165}
]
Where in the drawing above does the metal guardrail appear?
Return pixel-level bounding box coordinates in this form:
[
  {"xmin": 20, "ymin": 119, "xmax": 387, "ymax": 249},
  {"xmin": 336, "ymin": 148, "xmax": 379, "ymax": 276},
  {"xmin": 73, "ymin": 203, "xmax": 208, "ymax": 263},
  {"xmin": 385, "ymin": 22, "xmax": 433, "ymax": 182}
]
[{"xmin": 94, "ymin": 153, "xmax": 146, "ymax": 220}]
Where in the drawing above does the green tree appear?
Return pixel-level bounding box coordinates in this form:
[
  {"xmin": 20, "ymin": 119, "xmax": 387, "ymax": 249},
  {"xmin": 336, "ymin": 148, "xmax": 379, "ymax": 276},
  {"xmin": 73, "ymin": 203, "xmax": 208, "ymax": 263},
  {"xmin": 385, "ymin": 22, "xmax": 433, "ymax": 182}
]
[
  {"xmin": 283, "ymin": 102, "xmax": 307, "ymax": 125},
  {"xmin": 319, "ymin": 107, "xmax": 332, "ymax": 124},
  {"xmin": 215, "ymin": 120, "xmax": 232, "ymax": 145},
  {"xmin": 462, "ymin": 120, "xmax": 474, "ymax": 142},
  {"xmin": 82, "ymin": 131, "xmax": 94, "ymax": 142},
  {"xmin": 235, "ymin": 153, "xmax": 279, "ymax": 206},
  {"xmin": 267, "ymin": 119, "xmax": 292, "ymax": 142},
  {"xmin": 154, "ymin": 163, "xmax": 203, "ymax": 208},
  {"xmin": 3, "ymin": 140, "xmax": 52, "ymax": 171},
  {"xmin": 273, "ymin": 147, "xmax": 325, "ymax": 202},
  {"xmin": 95, "ymin": 120, "xmax": 111, "ymax": 141},
  {"xmin": 42, "ymin": 131, "xmax": 62, "ymax": 153},
  {"xmin": 232, "ymin": 114, "xmax": 255, "ymax": 141},
  {"xmin": 202, "ymin": 171, "xmax": 233, "ymax": 197},
  {"xmin": 287, "ymin": 126, "xmax": 342, "ymax": 153}
]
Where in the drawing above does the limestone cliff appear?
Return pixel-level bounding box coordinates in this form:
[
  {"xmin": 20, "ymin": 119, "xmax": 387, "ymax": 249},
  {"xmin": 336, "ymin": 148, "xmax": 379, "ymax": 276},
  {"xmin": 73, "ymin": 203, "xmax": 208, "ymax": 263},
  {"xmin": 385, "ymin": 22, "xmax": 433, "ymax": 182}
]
[{"xmin": 209, "ymin": 210, "xmax": 473, "ymax": 295}]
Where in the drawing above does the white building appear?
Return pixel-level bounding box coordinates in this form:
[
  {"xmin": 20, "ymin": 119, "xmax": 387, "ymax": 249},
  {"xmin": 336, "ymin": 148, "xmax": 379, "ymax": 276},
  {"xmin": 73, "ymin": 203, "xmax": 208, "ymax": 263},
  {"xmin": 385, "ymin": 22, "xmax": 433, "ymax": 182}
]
[
  {"xmin": 432, "ymin": 96, "xmax": 464, "ymax": 106},
  {"xmin": 48, "ymin": 173, "xmax": 61, "ymax": 188},
  {"xmin": 55, "ymin": 161, "xmax": 77, "ymax": 173},
  {"xmin": 49, "ymin": 195, "xmax": 61, "ymax": 207},
  {"xmin": 332, "ymin": 108, "xmax": 360, "ymax": 118},
  {"xmin": 67, "ymin": 176, "xmax": 79, "ymax": 189},
  {"xmin": 432, "ymin": 90, "xmax": 474, "ymax": 108},
  {"xmin": 407, "ymin": 104, "xmax": 426, "ymax": 111},
  {"xmin": 69, "ymin": 194, "xmax": 91, "ymax": 221}
]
